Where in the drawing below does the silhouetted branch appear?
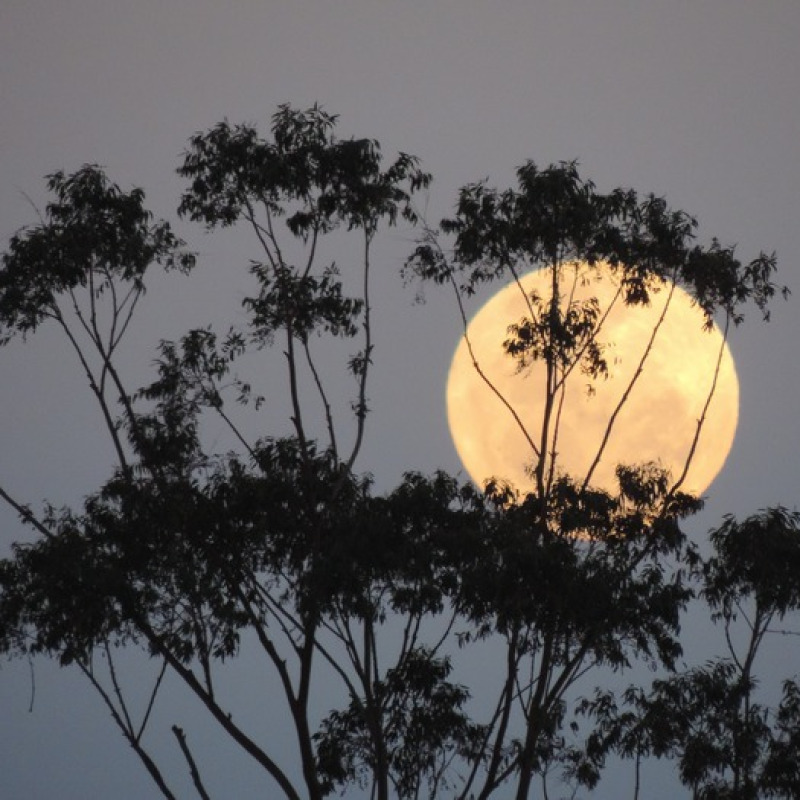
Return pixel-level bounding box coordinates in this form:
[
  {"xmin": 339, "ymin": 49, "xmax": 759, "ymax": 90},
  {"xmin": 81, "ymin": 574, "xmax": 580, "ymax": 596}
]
[
  {"xmin": 0, "ymin": 484, "xmax": 53, "ymax": 540},
  {"xmin": 670, "ymin": 311, "xmax": 731, "ymax": 497},
  {"xmin": 582, "ymin": 279, "xmax": 676, "ymax": 492},
  {"xmin": 172, "ymin": 725, "xmax": 212, "ymax": 800}
]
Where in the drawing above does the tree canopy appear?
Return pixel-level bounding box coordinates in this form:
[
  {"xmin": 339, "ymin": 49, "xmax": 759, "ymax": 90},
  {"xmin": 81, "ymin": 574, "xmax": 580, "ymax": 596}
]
[{"xmin": 0, "ymin": 104, "xmax": 798, "ymax": 800}]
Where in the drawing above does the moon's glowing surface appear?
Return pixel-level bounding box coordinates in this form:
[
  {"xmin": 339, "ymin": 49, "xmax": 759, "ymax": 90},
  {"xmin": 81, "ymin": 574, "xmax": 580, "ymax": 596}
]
[{"xmin": 446, "ymin": 264, "xmax": 739, "ymax": 496}]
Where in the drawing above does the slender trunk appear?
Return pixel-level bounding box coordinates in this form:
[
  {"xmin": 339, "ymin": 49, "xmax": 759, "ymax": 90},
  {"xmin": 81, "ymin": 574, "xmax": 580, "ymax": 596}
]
[
  {"xmin": 294, "ymin": 631, "xmax": 325, "ymax": 800},
  {"xmin": 476, "ymin": 629, "xmax": 520, "ymax": 800},
  {"xmin": 514, "ymin": 629, "xmax": 556, "ymax": 800},
  {"xmin": 363, "ymin": 618, "xmax": 390, "ymax": 800}
]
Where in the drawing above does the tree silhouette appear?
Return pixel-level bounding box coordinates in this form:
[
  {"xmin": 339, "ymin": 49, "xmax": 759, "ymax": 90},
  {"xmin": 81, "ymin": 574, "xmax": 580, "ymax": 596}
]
[{"xmin": 0, "ymin": 105, "xmax": 796, "ymax": 799}]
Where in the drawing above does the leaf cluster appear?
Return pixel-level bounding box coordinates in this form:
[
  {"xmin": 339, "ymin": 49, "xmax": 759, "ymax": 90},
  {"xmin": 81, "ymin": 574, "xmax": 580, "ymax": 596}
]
[
  {"xmin": 177, "ymin": 104, "xmax": 430, "ymax": 237},
  {"xmin": 579, "ymin": 508, "xmax": 800, "ymax": 799},
  {"xmin": 0, "ymin": 165, "xmax": 194, "ymax": 340},
  {"xmin": 406, "ymin": 160, "xmax": 784, "ymax": 322}
]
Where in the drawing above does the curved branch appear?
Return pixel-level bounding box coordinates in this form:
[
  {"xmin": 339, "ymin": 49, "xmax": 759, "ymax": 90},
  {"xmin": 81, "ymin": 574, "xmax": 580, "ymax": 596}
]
[
  {"xmin": 451, "ymin": 268, "xmax": 541, "ymax": 463},
  {"xmin": 582, "ymin": 280, "xmax": 676, "ymax": 492},
  {"xmin": 670, "ymin": 311, "xmax": 731, "ymax": 498}
]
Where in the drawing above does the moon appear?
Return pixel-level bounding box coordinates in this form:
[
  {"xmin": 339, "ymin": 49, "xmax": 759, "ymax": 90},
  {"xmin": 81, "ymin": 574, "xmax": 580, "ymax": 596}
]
[{"xmin": 446, "ymin": 263, "xmax": 739, "ymax": 497}]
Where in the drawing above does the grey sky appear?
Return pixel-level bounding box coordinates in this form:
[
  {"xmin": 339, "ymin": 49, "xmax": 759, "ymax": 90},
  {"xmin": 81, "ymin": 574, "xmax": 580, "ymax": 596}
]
[{"xmin": 1, "ymin": 1, "xmax": 799, "ymax": 797}]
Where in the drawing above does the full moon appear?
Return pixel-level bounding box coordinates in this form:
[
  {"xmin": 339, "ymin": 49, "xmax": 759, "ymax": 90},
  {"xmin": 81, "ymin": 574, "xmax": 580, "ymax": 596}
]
[{"xmin": 446, "ymin": 263, "xmax": 739, "ymax": 497}]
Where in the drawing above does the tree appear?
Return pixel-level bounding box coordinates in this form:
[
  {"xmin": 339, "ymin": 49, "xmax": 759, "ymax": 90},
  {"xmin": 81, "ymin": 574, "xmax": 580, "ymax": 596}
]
[
  {"xmin": 0, "ymin": 105, "xmax": 796, "ymax": 799},
  {"xmin": 580, "ymin": 507, "xmax": 800, "ymax": 800},
  {"xmin": 403, "ymin": 162, "xmax": 795, "ymax": 800}
]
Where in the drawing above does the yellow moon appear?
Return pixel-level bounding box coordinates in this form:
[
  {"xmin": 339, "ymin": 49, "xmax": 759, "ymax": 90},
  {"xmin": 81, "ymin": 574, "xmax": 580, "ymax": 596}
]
[{"xmin": 446, "ymin": 263, "xmax": 739, "ymax": 496}]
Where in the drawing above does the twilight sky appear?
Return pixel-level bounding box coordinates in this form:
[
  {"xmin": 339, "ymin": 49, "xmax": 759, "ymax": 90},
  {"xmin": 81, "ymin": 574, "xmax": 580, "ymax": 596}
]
[{"xmin": 1, "ymin": 2, "xmax": 799, "ymax": 797}]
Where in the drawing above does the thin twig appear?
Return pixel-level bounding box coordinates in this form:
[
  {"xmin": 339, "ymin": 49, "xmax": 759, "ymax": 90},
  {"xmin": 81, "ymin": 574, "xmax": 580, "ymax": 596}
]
[
  {"xmin": 582, "ymin": 279, "xmax": 676, "ymax": 492},
  {"xmin": 450, "ymin": 268, "xmax": 541, "ymax": 461},
  {"xmin": 52, "ymin": 309, "xmax": 131, "ymax": 476},
  {"xmin": 303, "ymin": 339, "xmax": 338, "ymax": 459},
  {"xmin": 0, "ymin": 484, "xmax": 53, "ymax": 540},
  {"xmin": 670, "ymin": 312, "xmax": 731, "ymax": 497},
  {"xmin": 105, "ymin": 642, "xmax": 135, "ymax": 735},
  {"xmin": 136, "ymin": 617, "xmax": 303, "ymax": 800},
  {"xmin": 172, "ymin": 725, "xmax": 212, "ymax": 800},
  {"xmin": 77, "ymin": 656, "xmax": 178, "ymax": 800},
  {"xmin": 137, "ymin": 658, "xmax": 169, "ymax": 743},
  {"xmin": 27, "ymin": 655, "xmax": 35, "ymax": 712}
]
